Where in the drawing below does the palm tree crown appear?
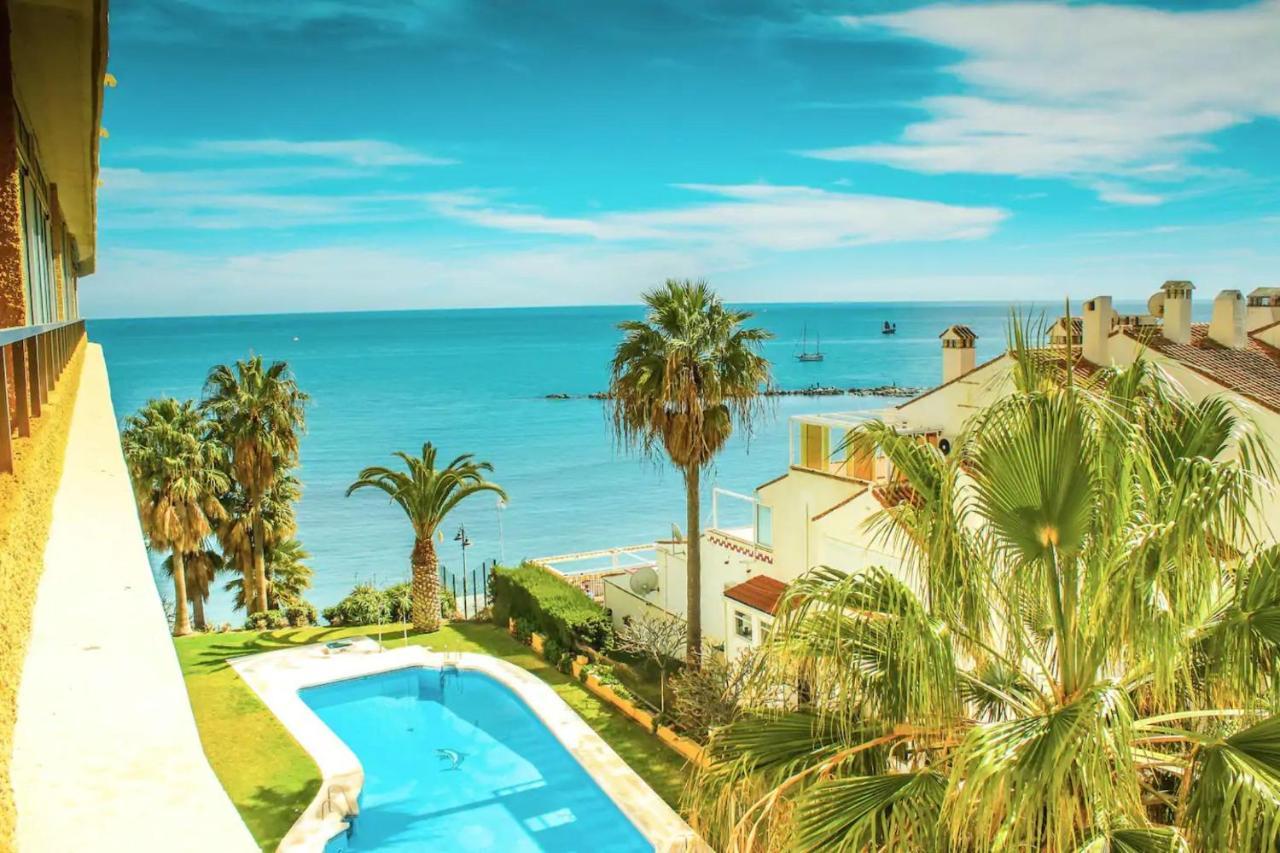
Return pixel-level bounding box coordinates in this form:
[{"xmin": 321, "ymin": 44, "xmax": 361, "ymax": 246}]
[
  {"xmin": 122, "ymin": 398, "xmax": 228, "ymax": 636},
  {"xmin": 688, "ymin": 328, "xmax": 1280, "ymax": 852},
  {"xmin": 609, "ymin": 279, "xmax": 772, "ymax": 664},
  {"xmin": 202, "ymin": 355, "xmax": 307, "ymax": 613},
  {"xmin": 346, "ymin": 443, "xmax": 506, "ymax": 631}
]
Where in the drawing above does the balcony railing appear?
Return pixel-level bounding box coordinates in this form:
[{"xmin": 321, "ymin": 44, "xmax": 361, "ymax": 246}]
[{"xmin": 0, "ymin": 319, "xmax": 86, "ymax": 475}]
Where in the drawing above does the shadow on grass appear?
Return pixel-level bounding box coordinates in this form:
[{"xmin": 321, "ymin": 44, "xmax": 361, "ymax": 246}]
[{"xmin": 241, "ymin": 778, "xmax": 322, "ymax": 852}]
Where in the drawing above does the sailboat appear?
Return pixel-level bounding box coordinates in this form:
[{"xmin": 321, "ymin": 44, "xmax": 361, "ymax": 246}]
[
  {"xmin": 796, "ymin": 325, "xmax": 824, "ymax": 362},
  {"xmin": 881, "ymin": 320, "xmax": 897, "ymax": 335}
]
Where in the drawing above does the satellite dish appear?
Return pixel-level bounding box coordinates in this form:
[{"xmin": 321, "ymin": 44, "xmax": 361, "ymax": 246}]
[
  {"xmin": 938, "ymin": 437, "xmax": 951, "ymax": 455},
  {"xmin": 1147, "ymin": 292, "xmax": 1166, "ymax": 317},
  {"xmin": 629, "ymin": 566, "xmax": 660, "ymax": 596}
]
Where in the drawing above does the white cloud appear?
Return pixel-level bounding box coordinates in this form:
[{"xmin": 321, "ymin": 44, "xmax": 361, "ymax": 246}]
[
  {"xmin": 82, "ymin": 243, "xmax": 754, "ymax": 317},
  {"xmin": 811, "ymin": 1, "xmax": 1280, "ymax": 204},
  {"xmin": 426, "ymin": 183, "xmax": 1007, "ymax": 250},
  {"xmin": 132, "ymin": 138, "xmax": 456, "ymax": 167}
]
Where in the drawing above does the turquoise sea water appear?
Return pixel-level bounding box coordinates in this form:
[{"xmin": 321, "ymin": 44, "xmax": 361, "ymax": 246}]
[
  {"xmin": 90, "ymin": 301, "xmax": 1139, "ymax": 623},
  {"xmin": 304, "ymin": 666, "xmax": 651, "ymax": 851}
]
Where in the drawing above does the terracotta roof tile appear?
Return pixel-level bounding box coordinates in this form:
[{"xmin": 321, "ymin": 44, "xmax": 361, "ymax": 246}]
[
  {"xmin": 1128, "ymin": 323, "xmax": 1280, "ymax": 413},
  {"xmin": 872, "ymin": 482, "xmax": 922, "ymax": 509},
  {"xmin": 724, "ymin": 575, "xmax": 788, "ymax": 615}
]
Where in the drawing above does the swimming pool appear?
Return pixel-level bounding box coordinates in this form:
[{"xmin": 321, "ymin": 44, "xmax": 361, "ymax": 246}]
[{"xmin": 302, "ymin": 666, "xmax": 654, "ymax": 852}]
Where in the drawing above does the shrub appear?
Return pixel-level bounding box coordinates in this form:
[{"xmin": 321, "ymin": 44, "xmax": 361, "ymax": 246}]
[
  {"xmin": 325, "ymin": 582, "xmax": 455, "ymax": 627},
  {"xmin": 322, "ymin": 583, "xmax": 386, "ymax": 627},
  {"xmin": 513, "ymin": 616, "xmax": 536, "ymax": 644},
  {"xmin": 582, "ymin": 662, "xmax": 634, "ymax": 702},
  {"xmin": 491, "ymin": 563, "xmax": 613, "ymax": 650},
  {"xmin": 244, "ymin": 609, "xmax": 290, "ymax": 630},
  {"xmin": 440, "ymin": 587, "xmax": 458, "ymax": 619},
  {"xmin": 669, "ymin": 648, "xmax": 764, "ymax": 743},
  {"xmin": 541, "ymin": 636, "xmax": 566, "ymax": 669},
  {"xmin": 285, "ymin": 602, "xmax": 317, "ymax": 627}
]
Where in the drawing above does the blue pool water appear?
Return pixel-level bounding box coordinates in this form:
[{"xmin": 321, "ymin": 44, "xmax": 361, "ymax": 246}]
[{"xmin": 302, "ymin": 667, "xmax": 653, "ymax": 852}]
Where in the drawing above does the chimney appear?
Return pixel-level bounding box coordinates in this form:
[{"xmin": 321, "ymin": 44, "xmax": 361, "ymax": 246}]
[
  {"xmin": 1209, "ymin": 289, "xmax": 1246, "ymax": 348},
  {"xmin": 1246, "ymin": 287, "xmax": 1280, "ymax": 332},
  {"xmin": 940, "ymin": 325, "xmax": 977, "ymax": 383},
  {"xmin": 1161, "ymin": 280, "xmax": 1194, "ymax": 344},
  {"xmin": 1082, "ymin": 295, "xmax": 1113, "ymax": 365}
]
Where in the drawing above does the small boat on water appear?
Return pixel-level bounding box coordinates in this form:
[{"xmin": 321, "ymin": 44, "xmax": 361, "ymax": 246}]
[
  {"xmin": 796, "ymin": 325, "xmax": 824, "ymax": 362},
  {"xmin": 881, "ymin": 321, "xmax": 897, "ymax": 335}
]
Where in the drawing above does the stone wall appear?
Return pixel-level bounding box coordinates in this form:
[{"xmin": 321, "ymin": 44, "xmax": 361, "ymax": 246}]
[{"xmin": 0, "ymin": 340, "xmax": 84, "ymax": 848}]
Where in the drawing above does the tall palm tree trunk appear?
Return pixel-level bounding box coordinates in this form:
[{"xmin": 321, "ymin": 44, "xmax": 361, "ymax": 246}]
[
  {"xmin": 685, "ymin": 465, "xmax": 702, "ymax": 668},
  {"xmin": 412, "ymin": 536, "xmax": 441, "ymax": 632},
  {"xmin": 252, "ymin": 511, "xmax": 270, "ymax": 613},
  {"xmin": 192, "ymin": 581, "xmax": 206, "ymax": 632},
  {"xmin": 172, "ymin": 550, "xmax": 193, "ymax": 636}
]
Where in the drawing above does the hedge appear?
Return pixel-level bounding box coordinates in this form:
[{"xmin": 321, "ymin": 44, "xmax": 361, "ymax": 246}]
[{"xmin": 491, "ymin": 563, "xmax": 612, "ymax": 650}]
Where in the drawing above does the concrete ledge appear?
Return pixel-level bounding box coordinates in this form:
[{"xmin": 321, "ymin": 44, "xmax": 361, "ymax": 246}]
[
  {"xmin": 232, "ymin": 641, "xmax": 706, "ymax": 853},
  {"xmin": 10, "ymin": 344, "xmax": 256, "ymax": 852}
]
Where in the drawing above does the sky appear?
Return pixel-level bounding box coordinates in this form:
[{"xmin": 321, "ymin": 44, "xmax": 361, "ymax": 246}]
[{"xmin": 86, "ymin": 0, "xmax": 1280, "ymax": 318}]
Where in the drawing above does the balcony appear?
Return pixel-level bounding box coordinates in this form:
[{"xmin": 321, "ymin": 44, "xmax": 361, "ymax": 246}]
[
  {"xmin": 787, "ymin": 411, "xmax": 942, "ymax": 484},
  {"xmin": 5, "ymin": 336, "xmax": 254, "ymax": 850}
]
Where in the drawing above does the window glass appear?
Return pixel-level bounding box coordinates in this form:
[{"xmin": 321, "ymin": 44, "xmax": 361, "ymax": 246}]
[
  {"xmin": 734, "ymin": 611, "xmax": 753, "ymax": 640},
  {"xmin": 755, "ymin": 503, "xmax": 773, "ymax": 549}
]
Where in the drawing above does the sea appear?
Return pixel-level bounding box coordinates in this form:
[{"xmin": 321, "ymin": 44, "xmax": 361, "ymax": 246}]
[{"xmin": 89, "ymin": 300, "xmax": 1154, "ymax": 624}]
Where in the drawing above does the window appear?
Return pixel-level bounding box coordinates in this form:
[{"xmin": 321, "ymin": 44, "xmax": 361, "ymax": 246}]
[
  {"xmin": 16, "ymin": 112, "xmax": 59, "ymax": 325},
  {"xmin": 20, "ymin": 172, "xmax": 58, "ymax": 325},
  {"xmin": 755, "ymin": 503, "xmax": 773, "ymax": 549},
  {"xmin": 734, "ymin": 610, "xmax": 753, "ymax": 640},
  {"xmin": 758, "ymin": 620, "xmax": 772, "ymax": 644}
]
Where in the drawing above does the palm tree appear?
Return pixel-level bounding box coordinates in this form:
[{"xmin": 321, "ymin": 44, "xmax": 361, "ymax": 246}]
[
  {"xmin": 346, "ymin": 444, "xmax": 506, "ymax": 632},
  {"xmin": 609, "ymin": 280, "xmax": 772, "ymax": 666},
  {"xmin": 223, "ymin": 537, "xmax": 313, "ymax": 611},
  {"xmin": 215, "ymin": 474, "xmax": 300, "ymax": 612},
  {"xmin": 122, "ymin": 399, "xmax": 228, "ymax": 637},
  {"xmin": 202, "ymin": 355, "xmax": 307, "ymax": 613},
  {"xmin": 161, "ymin": 546, "xmax": 224, "ymax": 631},
  {"xmin": 686, "ymin": 328, "xmax": 1280, "ymax": 852}
]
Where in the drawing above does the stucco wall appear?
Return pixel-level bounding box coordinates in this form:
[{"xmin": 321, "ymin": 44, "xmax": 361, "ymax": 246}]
[
  {"xmin": 758, "ymin": 467, "xmax": 862, "ymax": 581},
  {"xmin": 0, "ymin": 339, "xmax": 84, "ymax": 850}
]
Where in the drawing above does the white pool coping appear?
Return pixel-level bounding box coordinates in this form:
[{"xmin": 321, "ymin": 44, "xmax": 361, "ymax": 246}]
[{"xmin": 231, "ymin": 640, "xmax": 707, "ymax": 852}]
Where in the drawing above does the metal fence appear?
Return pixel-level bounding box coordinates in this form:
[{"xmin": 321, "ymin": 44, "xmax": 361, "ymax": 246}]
[
  {"xmin": 0, "ymin": 319, "xmax": 86, "ymax": 475},
  {"xmin": 439, "ymin": 559, "xmax": 498, "ymax": 620}
]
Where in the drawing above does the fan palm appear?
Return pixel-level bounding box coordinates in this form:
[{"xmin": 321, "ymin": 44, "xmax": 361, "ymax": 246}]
[
  {"xmin": 609, "ymin": 280, "xmax": 772, "ymax": 666},
  {"xmin": 161, "ymin": 546, "xmax": 224, "ymax": 631},
  {"xmin": 215, "ymin": 474, "xmax": 300, "ymax": 612},
  {"xmin": 202, "ymin": 355, "xmax": 307, "ymax": 613},
  {"xmin": 122, "ymin": 398, "xmax": 228, "ymax": 636},
  {"xmin": 223, "ymin": 538, "xmax": 313, "ymax": 612},
  {"xmin": 346, "ymin": 443, "xmax": 506, "ymax": 632},
  {"xmin": 687, "ymin": 326, "xmax": 1280, "ymax": 852}
]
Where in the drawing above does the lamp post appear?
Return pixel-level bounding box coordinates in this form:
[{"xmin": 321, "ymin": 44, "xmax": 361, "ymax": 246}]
[
  {"xmin": 496, "ymin": 497, "xmax": 507, "ymax": 564},
  {"xmin": 454, "ymin": 525, "xmax": 471, "ymax": 615}
]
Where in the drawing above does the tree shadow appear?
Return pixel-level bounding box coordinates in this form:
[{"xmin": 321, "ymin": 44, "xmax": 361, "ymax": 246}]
[{"xmin": 240, "ymin": 778, "xmax": 322, "ymax": 852}]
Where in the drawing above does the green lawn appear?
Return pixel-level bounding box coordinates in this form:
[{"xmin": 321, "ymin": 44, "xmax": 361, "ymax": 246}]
[{"xmin": 175, "ymin": 621, "xmax": 691, "ymax": 851}]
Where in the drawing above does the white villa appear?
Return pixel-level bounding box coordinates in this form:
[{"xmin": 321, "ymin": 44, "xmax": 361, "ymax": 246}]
[{"xmin": 604, "ymin": 282, "xmax": 1280, "ymax": 659}]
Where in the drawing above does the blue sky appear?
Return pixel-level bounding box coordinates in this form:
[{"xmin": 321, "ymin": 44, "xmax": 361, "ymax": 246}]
[{"xmin": 86, "ymin": 0, "xmax": 1280, "ymax": 317}]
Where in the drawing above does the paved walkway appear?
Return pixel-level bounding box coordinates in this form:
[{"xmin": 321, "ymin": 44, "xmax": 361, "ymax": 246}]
[{"xmin": 11, "ymin": 344, "xmax": 255, "ymax": 852}]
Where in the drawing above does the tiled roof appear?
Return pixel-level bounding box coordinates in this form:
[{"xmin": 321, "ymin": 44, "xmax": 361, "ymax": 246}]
[
  {"xmin": 1051, "ymin": 316, "xmax": 1083, "ymax": 335},
  {"xmin": 724, "ymin": 575, "xmax": 789, "ymax": 615},
  {"xmin": 939, "ymin": 324, "xmax": 977, "ymax": 342},
  {"xmin": 1124, "ymin": 323, "xmax": 1280, "ymax": 413},
  {"xmin": 872, "ymin": 482, "xmax": 922, "ymax": 509}
]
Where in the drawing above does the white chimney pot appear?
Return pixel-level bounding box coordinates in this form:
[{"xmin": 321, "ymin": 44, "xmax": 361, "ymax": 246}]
[
  {"xmin": 1161, "ymin": 280, "xmax": 1194, "ymax": 344},
  {"xmin": 1209, "ymin": 290, "xmax": 1246, "ymax": 349},
  {"xmin": 1082, "ymin": 295, "xmax": 1112, "ymax": 365}
]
